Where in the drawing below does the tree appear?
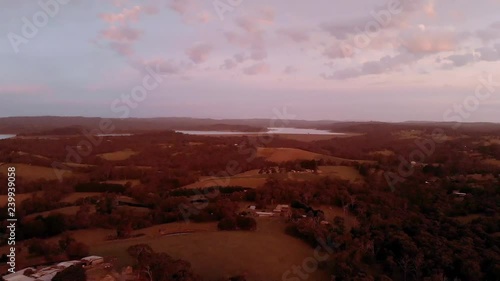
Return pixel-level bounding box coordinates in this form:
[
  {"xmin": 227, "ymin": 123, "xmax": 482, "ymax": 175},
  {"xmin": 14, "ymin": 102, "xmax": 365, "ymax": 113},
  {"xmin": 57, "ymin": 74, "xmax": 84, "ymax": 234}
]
[
  {"xmin": 66, "ymin": 241, "xmax": 90, "ymax": 259},
  {"xmin": 116, "ymin": 222, "xmax": 133, "ymax": 239},
  {"xmin": 236, "ymin": 216, "xmax": 257, "ymax": 231},
  {"xmin": 52, "ymin": 264, "xmax": 86, "ymax": 281},
  {"xmin": 218, "ymin": 217, "xmax": 237, "ymax": 230},
  {"xmin": 127, "ymin": 244, "xmax": 154, "ymax": 265}
]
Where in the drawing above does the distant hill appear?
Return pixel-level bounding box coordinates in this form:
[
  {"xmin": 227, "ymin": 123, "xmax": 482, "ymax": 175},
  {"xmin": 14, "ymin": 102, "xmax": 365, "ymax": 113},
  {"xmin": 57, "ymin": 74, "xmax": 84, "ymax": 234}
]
[{"xmin": 0, "ymin": 116, "xmax": 499, "ymax": 135}]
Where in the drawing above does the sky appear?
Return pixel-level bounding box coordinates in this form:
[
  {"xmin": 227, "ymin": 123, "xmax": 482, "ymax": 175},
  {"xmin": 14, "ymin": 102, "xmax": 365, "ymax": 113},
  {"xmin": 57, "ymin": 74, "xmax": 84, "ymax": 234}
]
[{"xmin": 1, "ymin": 0, "xmax": 500, "ymax": 122}]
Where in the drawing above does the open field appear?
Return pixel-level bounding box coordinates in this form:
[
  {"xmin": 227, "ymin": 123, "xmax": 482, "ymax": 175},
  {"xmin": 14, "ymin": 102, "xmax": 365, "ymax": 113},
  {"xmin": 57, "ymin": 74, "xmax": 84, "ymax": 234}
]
[
  {"xmin": 60, "ymin": 192, "xmax": 102, "ymax": 203},
  {"xmin": 97, "ymin": 149, "xmax": 138, "ymax": 161},
  {"xmin": 0, "ymin": 191, "xmax": 42, "ymax": 206},
  {"xmin": 17, "ymin": 151, "xmax": 50, "ymax": 160},
  {"xmin": 483, "ymin": 158, "xmax": 500, "ymax": 167},
  {"xmin": 271, "ymin": 133, "xmax": 358, "ymax": 142},
  {"xmin": 102, "ymin": 179, "xmax": 141, "ymax": 187},
  {"xmin": 25, "ymin": 205, "xmax": 96, "ymax": 220},
  {"xmin": 63, "ymin": 162, "xmax": 95, "ymax": 168},
  {"xmin": 182, "ymin": 176, "xmax": 268, "ymax": 189},
  {"xmin": 183, "ymin": 165, "xmax": 364, "ymax": 189},
  {"xmin": 256, "ymin": 147, "xmax": 373, "ymax": 164},
  {"xmin": 394, "ymin": 130, "xmax": 424, "ymax": 139},
  {"xmin": 91, "ymin": 219, "xmax": 329, "ymax": 281},
  {"xmin": 0, "ymin": 163, "xmax": 78, "ymax": 181},
  {"xmin": 480, "ymin": 136, "xmax": 500, "ymax": 145},
  {"xmin": 318, "ymin": 205, "xmax": 359, "ymax": 230},
  {"xmin": 452, "ymin": 214, "xmax": 486, "ymax": 224},
  {"xmin": 368, "ymin": 149, "xmax": 395, "ymax": 157},
  {"xmin": 318, "ymin": 166, "xmax": 364, "ymax": 183}
]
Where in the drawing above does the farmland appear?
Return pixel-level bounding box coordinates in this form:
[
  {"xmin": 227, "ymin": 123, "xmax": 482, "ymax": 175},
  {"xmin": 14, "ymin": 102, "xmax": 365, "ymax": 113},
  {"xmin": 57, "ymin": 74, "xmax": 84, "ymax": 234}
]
[
  {"xmin": 91, "ymin": 219, "xmax": 329, "ymax": 281},
  {"xmin": 0, "ymin": 163, "xmax": 76, "ymax": 181},
  {"xmin": 97, "ymin": 149, "xmax": 138, "ymax": 161}
]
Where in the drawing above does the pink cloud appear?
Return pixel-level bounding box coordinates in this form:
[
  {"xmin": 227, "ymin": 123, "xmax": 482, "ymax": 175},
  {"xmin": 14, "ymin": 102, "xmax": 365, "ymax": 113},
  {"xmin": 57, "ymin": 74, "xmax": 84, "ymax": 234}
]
[
  {"xmin": 0, "ymin": 85, "xmax": 51, "ymax": 95},
  {"xmin": 284, "ymin": 66, "xmax": 298, "ymax": 74},
  {"xmin": 401, "ymin": 29, "xmax": 459, "ymax": 54},
  {"xmin": 109, "ymin": 42, "xmax": 134, "ymax": 56},
  {"xmin": 186, "ymin": 43, "xmax": 213, "ymax": 64},
  {"xmin": 100, "ymin": 26, "xmax": 142, "ymax": 42},
  {"xmin": 278, "ymin": 28, "xmax": 310, "ymax": 43},
  {"xmin": 242, "ymin": 62, "xmax": 270, "ymax": 75},
  {"xmin": 100, "ymin": 6, "xmax": 142, "ymax": 24},
  {"xmin": 169, "ymin": 0, "xmax": 193, "ymax": 15}
]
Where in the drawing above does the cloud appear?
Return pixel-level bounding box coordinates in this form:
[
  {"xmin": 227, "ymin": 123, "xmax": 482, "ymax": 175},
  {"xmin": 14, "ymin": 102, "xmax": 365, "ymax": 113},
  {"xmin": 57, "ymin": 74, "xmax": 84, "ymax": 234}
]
[
  {"xmin": 220, "ymin": 53, "xmax": 248, "ymax": 70},
  {"xmin": 475, "ymin": 21, "xmax": 500, "ymax": 43},
  {"xmin": 186, "ymin": 43, "xmax": 213, "ymax": 64},
  {"xmin": 133, "ymin": 58, "xmax": 191, "ymax": 76},
  {"xmin": 109, "ymin": 42, "xmax": 134, "ymax": 56},
  {"xmin": 169, "ymin": 0, "xmax": 212, "ymax": 23},
  {"xmin": 283, "ymin": 66, "xmax": 298, "ymax": 75},
  {"xmin": 250, "ymin": 47, "xmax": 267, "ymax": 61},
  {"xmin": 278, "ymin": 28, "xmax": 310, "ymax": 43},
  {"xmin": 476, "ymin": 44, "xmax": 500, "ymax": 62},
  {"xmin": 220, "ymin": 59, "xmax": 237, "ymax": 70},
  {"xmin": 423, "ymin": 0, "xmax": 436, "ymax": 17},
  {"xmin": 441, "ymin": 53, "xmax": 476, "ymax": 69},
  {"xmin": 100, "ymin": 26, "xmax": 143, "ymax": 42},
  {"xmin": 242, "ymin": 62, "xmax": 270, "ymax": 75},
  {"xmin": 323, "ymin": 52, "xmax": 420, "ymax": 80},
  {"xmin": 400, "ymin": 28, "xmax": 460, "ymax": 54},
  {"xmin": 0, "ymin": 84, "xmax": 50, "ymax": 95},
  {"xmin": 99, "ymin": 6, "xmax": 143, "ymax": 24},
  {"xmin": 233, "ymin": 53, "xmax": 246, "ymax": 63},
  {"xmin": 234, "ymin": 8, "xmax": 275, "ymax": 34},
  {"xmin": 169, "ymin": 0, "xmax": 193, "ymax": 15},
  {"xmin": 323, "ymin": 44, "xmax": 350, "ymax": 59}
]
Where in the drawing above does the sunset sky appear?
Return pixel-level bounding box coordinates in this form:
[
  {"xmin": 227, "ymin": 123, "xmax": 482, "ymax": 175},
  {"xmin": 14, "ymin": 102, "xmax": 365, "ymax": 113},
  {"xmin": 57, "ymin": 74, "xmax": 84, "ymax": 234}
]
[{"xmin": 1, "ymin": 0, "xmax": 499, "ymax": 121}]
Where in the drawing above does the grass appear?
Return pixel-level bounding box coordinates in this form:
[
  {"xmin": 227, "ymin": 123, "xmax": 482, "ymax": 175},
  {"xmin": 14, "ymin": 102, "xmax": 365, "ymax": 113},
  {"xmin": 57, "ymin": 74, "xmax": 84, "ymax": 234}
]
[
  {"xmin": 256, "ymin": 147, "xmax": 373, "ymax": 164},
  {"xmin": 483, "ymin": 158, "xmax": 500, "ymax": 167},
  {"xmin": 368, "ymin": 149, "xmax": 395, "ymax": 157},
  {"xmin": 97, "ymin": 149, "xmax": 138, "ymax": 161},
  {"xmin": 182, "ymin": 176, "xmax": 268, "ymax": 189},
  {"xmin": 183, "ymin": 165, "xmax": 365, "ymax": 189},
  {"xmin": 24, "ymin": 206, "xmax": 96, "ymax": 220},
  {"xmin": 17, "ymin": 151, "xmax": 50, "ymax": 160},
  {"xmin": 63, "ymin": 162, "xmax": 95, "ymax": 168},
  {"xmin": 452, "ymin": 214, "xmax": 485, "ymax": 224},
  {"xmin": 317, "ymin": 205, "xmax": 359, "ymax": 230},
  {"xmin": 91, "ymin": 219, "xmax": 329, "ymax": 281},
  {"xmin": 0, "ymin": 163, "xmax": 77, "ymax": 181},
  {"xmin": 0, "ymin": 191, "xmax": 42, "ymax": 206},
  {"xmin": 394, "ymin": 130, "xmax": 424, "ymax": 139},
  {"xmin": 270, "ymin": 134, "xmax": 358, "ymax": 142},
  {"xmin": 318, "ymin": 166, "xmax": 365, "ymax": 183},
  {"xmin": 102, "ymin": 180, "xmax": 141, "ymax": 187},
  {"xmin": 60, "ymin": 192, "xmax": 103, "ymax": 204}
]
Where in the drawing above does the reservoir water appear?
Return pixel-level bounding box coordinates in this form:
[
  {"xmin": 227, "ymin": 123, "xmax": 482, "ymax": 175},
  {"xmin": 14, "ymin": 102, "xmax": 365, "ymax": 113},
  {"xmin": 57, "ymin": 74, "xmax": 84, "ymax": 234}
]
[{"xmin": 176, "ymin": 127, "xmax": 343, "ymax": 136}]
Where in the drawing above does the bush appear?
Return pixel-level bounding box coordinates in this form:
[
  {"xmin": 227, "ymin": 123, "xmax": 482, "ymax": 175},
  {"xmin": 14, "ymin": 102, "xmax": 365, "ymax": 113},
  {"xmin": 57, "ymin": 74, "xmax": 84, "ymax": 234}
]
[
  {"xmin": 52, "ymin": 264, "xmax": 86, "ymax": 281},
  {"xmin": 236, "ymin": 216, "xmax": 257, "ymax": 231},
  {"xmin": 218, "ymin": 217, "xmax": 237, "ymax": 230}
]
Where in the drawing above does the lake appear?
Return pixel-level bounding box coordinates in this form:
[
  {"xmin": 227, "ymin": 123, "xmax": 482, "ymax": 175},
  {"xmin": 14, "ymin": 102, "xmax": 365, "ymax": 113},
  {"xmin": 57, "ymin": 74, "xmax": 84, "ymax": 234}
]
[
  {"xmin": 0, "ymin": 134, "xmax": 15, "ymax": 140},
  {"xmin": 96, "ymin": 134, "xmax": 133, "ymax": 137},
  {"xmin": 176, "ymin": 127, "xmax": 342, "ymax": 136}
]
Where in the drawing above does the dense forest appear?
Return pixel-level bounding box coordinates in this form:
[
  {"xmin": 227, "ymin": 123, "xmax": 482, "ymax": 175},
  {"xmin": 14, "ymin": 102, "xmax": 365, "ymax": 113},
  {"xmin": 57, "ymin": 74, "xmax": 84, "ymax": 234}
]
[{"xmin": 0, "ymin": 121, "xmax": 499, "ymax": 280}]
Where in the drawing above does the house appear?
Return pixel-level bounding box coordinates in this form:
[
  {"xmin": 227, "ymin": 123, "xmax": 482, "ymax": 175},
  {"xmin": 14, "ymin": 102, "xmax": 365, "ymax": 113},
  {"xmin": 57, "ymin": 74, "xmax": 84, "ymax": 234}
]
[
  {"xmin": 273, "ymin": 204, "xmax": 290, "ymax": 213},
  {"xmin": 255, "ymin": 211, "xmax": 274, "ymax": 217},
  {"xmin": 81, "ymin": 255, "xmax": 104, "ymax": 267},
  {"xmin": 30, "ymin": 266, "xmax": 60, "ymax": 281},
  {"xmin": 57, "ymin": 260, "xmax": 81, "ymax": 269},
  {"xmin": 248, "ymin": 205, "xmax": 256, "ymax": 211},
  {"xmin": 2, "ymin": 268, "xmax": 36, "ymax": 281},
  {"xmin": 452, "ymin": 190, "xmax": 467, "ymax": 197}
]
